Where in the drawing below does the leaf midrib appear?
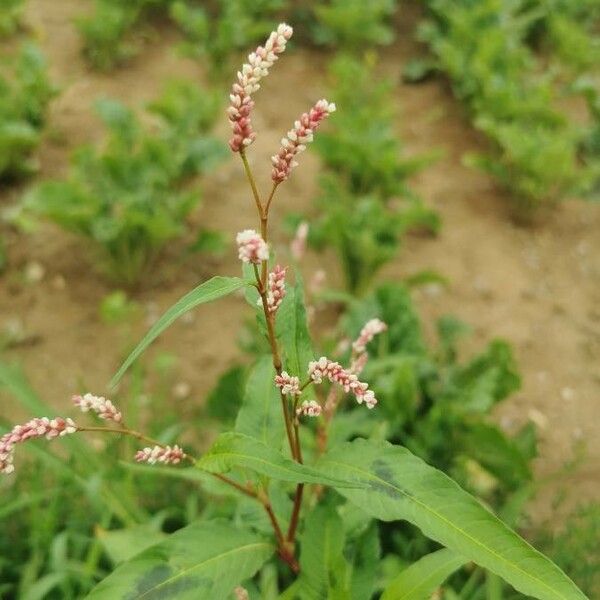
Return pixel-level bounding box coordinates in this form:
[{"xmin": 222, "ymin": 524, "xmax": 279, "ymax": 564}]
[
  {"xmin": 324, "ymin": 458, "xmax": 578, "ymax": 600},
  {"xmin": 136, "ymin": 540, "xmax": 272, "ymax": 599}
]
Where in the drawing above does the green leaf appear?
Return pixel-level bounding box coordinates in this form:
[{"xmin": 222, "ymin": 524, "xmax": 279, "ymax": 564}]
[
  {"xmin": 235, "ymin": 356, "xmax": 284, "ymax": 449},
  {"xmin": 86, "ymin": 521, "xmax": 274, "ymax": 599},
  {"xmin": 197, "ymin": 432, "xmax": 361, "ymax": 488},
  {"xmin": 381, "ymin": 549, "xmax": 467, "ymax": 600},
  {"xmin": 277, "ymin": 275, "xmax": 314, "ymax": 380},
  {"xmin": 97, "ymin": 522, "xmax": 168, "ymax": 564},
  {"xmin": 296, "ymin": 504, "xmax": 350, "ymax": 599},
  {"xmin": 110, "ymin": 276, "xmax": 249, "ymax": 387},
  {"xmin": 319, "ymin": 439, "xmax": 586, "ymax": 600}
]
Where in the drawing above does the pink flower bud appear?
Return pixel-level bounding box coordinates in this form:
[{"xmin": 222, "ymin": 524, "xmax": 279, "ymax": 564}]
[
  {"xmin": 266, "ymin": 265, "xmax": 286, "ymax": 314},
  {"xmin": 135, "ymin": 445, "xmax": 185, "ymax": 466},
  {"xmin": 271, "ymin": 99, "xmax": 336, "ymax": 183},
  {"xmin": 73, "ymin": 393, "xmax": 122, "ymax": 423},
  {"xmin": 228, "ymin": 24, "xmax": 293, "ymax": 152},
  {"xmin": 1, "ymin": 416, "xmax": 77, "ymax": 475},
  {"xmin": 274, "ymin": 371, "xmax": 300, "ymax": 396},
  {"xmin": 236, "ymin": 229, "xmax": 269, "ymax": 264},
  {"xmin": 296, "ymin": 400, "xmax": 322, "ymax": 418}
]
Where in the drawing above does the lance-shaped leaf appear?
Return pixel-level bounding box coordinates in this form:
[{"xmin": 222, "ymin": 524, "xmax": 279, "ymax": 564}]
[
  {"xmin": 381, "ymin": 548, "xmax": 467, "ymax": 600},
  {"xmin": 197, "ymin": 432, "xmax": 361, "ymax": 488},
  {"xmin": 319, "ymin": 439, "xmax": 586, "ymax": 600},
  {"xmin": 235, "ymin": 356, "xmax": 284, "ymax": 449},
  {"xmin": 110, "ymin": 276, "xmax": 250, "ymax": 387},
  {"xmin": 86, "ymin": 521, "xmax": 274, "ymax": 599}
]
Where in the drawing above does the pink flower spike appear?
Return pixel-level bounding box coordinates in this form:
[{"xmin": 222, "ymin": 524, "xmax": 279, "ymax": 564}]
[
  {"xmin": 307, "ymin": 356, "xmax": 378, "ymax": 409},
  {"xmin": 274, "ymin": 371, "xmax": 300, "ymax": 396},
  {"xmin": 296, "ymin": 400, "xmax": 322, "ymax": 418},
  {"xmin": 1, "ymin": 416, "xmax": 77, "ymax": 475},
  {"xmin": 135, "ymin": 445, "xmax": 185, "ymax": 466},
  {"xmin": 236, "ymin": 229, "xmax": 269, "ymax": 264},
  {"xmin": 228, "ymin": 23, "xmax": 293, "ymax": 152},
  {"xmin": 352, "ymin": 318, "xmax": 387, "ymax": 356},
  {"xmin": 271, "ymin": 99, "xmax": 336, "ymax": 183},
  {"xmin": 266, "ymin": 265, "xmax": 287, "ymax": 314},
  {"xmin": 73, "ymin": 393, "xmax": 122, "ymax": 423},
  {"xmin": 290, "ymin": 222, "xmax": 309, "ymax": 261}
]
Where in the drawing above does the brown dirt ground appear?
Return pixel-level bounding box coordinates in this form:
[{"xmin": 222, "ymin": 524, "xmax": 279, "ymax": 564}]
[{"xmin": 0, "ymin": 1, "xmax": 598, "ymax": 522}]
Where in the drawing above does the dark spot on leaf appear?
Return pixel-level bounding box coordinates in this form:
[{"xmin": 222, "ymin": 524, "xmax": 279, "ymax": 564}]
[{"xmin": 370, "ymin": 459, "xmax": 402, "ymax": 499}]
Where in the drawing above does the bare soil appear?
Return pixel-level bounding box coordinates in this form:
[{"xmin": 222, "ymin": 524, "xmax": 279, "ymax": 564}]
[{"xmin": 1, "ymin": 0, "xmax": 598, "ymax": 521}]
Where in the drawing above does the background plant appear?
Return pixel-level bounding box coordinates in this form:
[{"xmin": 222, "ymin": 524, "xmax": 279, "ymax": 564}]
[
  {"xmin": 0, "ymin": 43, "xmax": 55, "ymax": 181},
  {"xmin": 25, "ymin": 81, "xmax": 227, "ymax": 286}
]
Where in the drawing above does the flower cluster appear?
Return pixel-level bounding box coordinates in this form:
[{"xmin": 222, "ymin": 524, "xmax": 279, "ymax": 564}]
[
  {"xmin": 274, "ymin": 371, "xmax": 300, "ymax": 396},
  {"xmin": 352, "ymin": 318, "xmax": 387, "ymax": 355},
  {"xmin": 135, "ymin": 445, "xmax": 185, "ymax": 465},
  {"xmin": 290, "ymin": 222, "xmax": 309, "ymax": 261},
  {"xmin": 271, "ymin": 100, "xmax": 336, "ymax": 183},
  {"xmin": 227, "ymin": 23, "xmax": 293, "ymax": 152},
  {"xmin": 237, "ymin": 229, "xmax": 269, "ymax": 264},
  {"xmin": 308, "ymin": 357, "xmax": 377, "ymax": 409},
  {"xmin": 296, "ymin": 400, "xmax": 322, "ymax": 418},
  {"xmin": 265, "ymin": 265, "xmax": 287, "ymax": 313},
  {"xmin": 73, "ymin": 393, "xmax": 122, "ymax": 423},
  {"xmin": 1, "ymin": 417, "xmax": 77, "ymax": 474}
]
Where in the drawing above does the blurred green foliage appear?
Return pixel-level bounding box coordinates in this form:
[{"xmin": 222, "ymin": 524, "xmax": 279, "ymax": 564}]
[
  {"xmin": 308, "ymin": 54, "xmax": 439, "ymax": 293},
  {"xmin": 0, "ymin": 44, "xmax": 55, "ymax": 181},
  {"xmin": 0, "ymin": 0, "xmax": 24, "ymax": 38},
  {"xmin": 418, "ymin": 0, "xmax": 583, "ymax": 218},
  {"xmin": 25, "ymin": 81, "xmax": 227, "ymax": 286}
]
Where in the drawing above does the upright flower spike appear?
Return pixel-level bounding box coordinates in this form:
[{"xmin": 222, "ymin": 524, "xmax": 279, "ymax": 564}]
[
  {"xmin": 271, "ymin": 99, "xmax": 336, "ymax": 183},
  {"xmin": 296, "ymin": 400, "xmax": 322, "ymax": 418},
  {"xmin": 352, "ymin": 318, "xmax": 387, "ymax": 355},
  {"xmin": 265, "ymin": 265, "xmax": 287, "ymax": 314},
  {"xmin": 227, "ymin": 23, "xmax": 293, "ymax": 152},
  {"xmin": 1, "ymin": 417, "xmax": 77, "ymax": 474},
  {"xmin": 135, "ymin": 444, "xmax": 185, "ymax": 466},
  {"xmin": 308, "ymin": 357, "xmax": 378, "ymax": 409},
  {"xmin": 236, "ymin": 229, "xmax": 269, "ymax": 264},
  {"xmin": 290, "ymin": 222, "xmax": 309, "ymax": 261},
  {"xmin": 73, "ymin": 393, "xmax": 122, "ymax": 423}
]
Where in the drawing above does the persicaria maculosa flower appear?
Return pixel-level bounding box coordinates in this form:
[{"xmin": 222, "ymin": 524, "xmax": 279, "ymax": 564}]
[
  {"xmin": 308, "ymin": 357, "xmax": 378, "ymax": 409},
  {"xmin": 135, "ymin": 444, "xmax": 185, "ymax": 465},
  {"xmin": 73, "ymin": 393, "xmax": 122, "ymax": 423},
  {"xmin": 290, "ymin": 221, "xmax": 309, "ymax": 261},
  {"xmin": 274, "ymin": 371, "xmax": 300, "ymax": 396},
  {"xmin": 266, "ymin": 265, "xmax": 287, "ymax": 313},
  {"xmin": 1, "ymin": 417, "xmax": 77, "ymax": 474},
  {"xmin": 271, "ymin": 99, "xmax": 336, "ymax": 183},
  {"xmin": 296, "ymin": 400, "xmax": 322, "ymax": 417},
  {"xmin": 227, "ymin": 23, "xmax": 293, "ymax": 152},
  {"xmin": 236, "ymin": 229, "xmax": 269, "ymax": 264},
  {"xmin": 352, "ymin": 318, "xmax": 387, "ymax": 355}
]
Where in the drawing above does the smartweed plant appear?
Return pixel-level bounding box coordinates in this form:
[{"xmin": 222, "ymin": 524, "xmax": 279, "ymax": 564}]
[{"xmin": 1, "ymin": 24, "xmax": 586, "ymax": 599}]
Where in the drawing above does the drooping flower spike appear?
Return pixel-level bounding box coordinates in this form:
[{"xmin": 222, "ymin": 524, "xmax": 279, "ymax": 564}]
[
  {"xmin": 271, "ymin": 100, "xmax": 336, "ymax": 183},
  {"xmin": 236, "ymin": 229, "xmax": 269, "ymax": 264},
  {"xmin": 227, "ymin": 23, "xmax": 293, "ymax": 152},
  {"xmin": 73, "ymin": 393, "xmax": 122, "ymax": 423},
  {"xmin": 308, "ymin": 357, "xmax": 378, "ymax": 409},
  {"xmin": 1, "ymin": 417, "xmax": 77, "ymax": 474},
  {"xmin": 135, "ymin": 445, "xmax": 186, "ymax": 465}
]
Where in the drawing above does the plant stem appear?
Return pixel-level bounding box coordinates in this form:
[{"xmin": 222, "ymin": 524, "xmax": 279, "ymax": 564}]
[{"xmin": 240, "ymin": 149, "xmax": 264, "ymax": 219}]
